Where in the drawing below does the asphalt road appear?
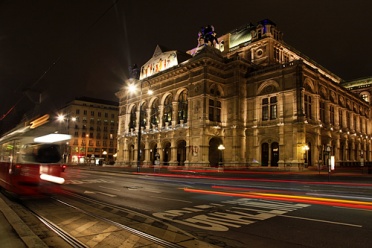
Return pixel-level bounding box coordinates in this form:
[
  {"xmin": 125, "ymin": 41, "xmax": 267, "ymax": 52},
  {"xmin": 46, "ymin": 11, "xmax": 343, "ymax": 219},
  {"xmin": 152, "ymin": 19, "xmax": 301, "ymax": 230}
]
[{"xmin": 61, "ymin": 167, "xmax": 372, "ymax": 247}]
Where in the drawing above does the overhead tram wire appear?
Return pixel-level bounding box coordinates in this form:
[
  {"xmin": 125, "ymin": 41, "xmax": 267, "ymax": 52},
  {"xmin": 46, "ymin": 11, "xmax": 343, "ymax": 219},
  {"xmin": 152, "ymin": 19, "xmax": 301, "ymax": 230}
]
[{"xmin": 0, "ymin": 0, "xmax": 121, "ymax": 123}]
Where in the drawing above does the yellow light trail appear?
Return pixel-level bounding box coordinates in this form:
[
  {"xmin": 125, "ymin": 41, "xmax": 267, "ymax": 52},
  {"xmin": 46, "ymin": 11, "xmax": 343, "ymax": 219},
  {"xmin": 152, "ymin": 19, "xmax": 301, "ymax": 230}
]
[{"xmin": 183, "ymin": 188, "xmax": 372, "ymax": 210}]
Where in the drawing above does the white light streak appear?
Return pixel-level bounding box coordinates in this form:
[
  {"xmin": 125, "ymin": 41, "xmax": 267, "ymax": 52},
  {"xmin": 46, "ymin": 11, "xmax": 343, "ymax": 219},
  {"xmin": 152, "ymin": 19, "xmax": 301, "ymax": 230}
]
[{"xmin": 40, "ymin": 174, "xmax": 65, "ymax": 184}]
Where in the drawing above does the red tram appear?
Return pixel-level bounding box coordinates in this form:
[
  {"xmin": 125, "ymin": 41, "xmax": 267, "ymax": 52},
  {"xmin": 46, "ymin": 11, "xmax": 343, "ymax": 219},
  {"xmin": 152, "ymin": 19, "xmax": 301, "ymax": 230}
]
[{"xmin": 0, "ymin": 114, "xmax": 70, "ymax": 195}]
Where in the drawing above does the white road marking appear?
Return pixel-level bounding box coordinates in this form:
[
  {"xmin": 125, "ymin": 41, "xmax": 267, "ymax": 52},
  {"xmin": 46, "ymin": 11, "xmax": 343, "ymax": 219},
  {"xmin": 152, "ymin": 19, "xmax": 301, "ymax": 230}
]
[
  {"xmin": 99, "ymin": 185, "xmax": 121, "ymax": 191},
  {"xmin": 150, "ymin": 195, "xmax": 192, "ymax": 203},
  {"xmin": 280, "ymin": 214, "xmax": 362, "ymax": 227},
  {"xmin": 97, "ymin": 192, "xmax": 117, "ymax": 197},
  {"xmin": 83, "ymin": 190, "xmax": 116, "ymax": 197}
]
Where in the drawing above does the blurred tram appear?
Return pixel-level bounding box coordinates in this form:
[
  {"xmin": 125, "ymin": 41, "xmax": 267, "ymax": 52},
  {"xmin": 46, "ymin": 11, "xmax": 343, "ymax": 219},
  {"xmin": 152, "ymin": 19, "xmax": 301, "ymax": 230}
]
[{"xmin": 0, "ymin": 114, "xmax": 70, "ymax": 195}]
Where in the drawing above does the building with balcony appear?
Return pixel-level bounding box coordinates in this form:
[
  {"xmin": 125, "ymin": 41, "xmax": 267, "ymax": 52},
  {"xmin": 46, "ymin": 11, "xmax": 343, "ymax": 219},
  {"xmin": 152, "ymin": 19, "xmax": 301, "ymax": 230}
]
[
  {"xmin": 115, "ymin": 19, "xmax": 371, "ymax": 169},
  {"xmin": 57, "ymin": 97, "xmax": 118, "ymax": 165}
]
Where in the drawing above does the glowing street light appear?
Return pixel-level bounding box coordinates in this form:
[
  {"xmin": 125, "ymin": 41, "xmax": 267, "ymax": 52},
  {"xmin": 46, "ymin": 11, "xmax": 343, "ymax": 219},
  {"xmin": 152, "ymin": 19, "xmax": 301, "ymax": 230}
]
[
  {"xmin": 218, "ymin": 144, "xmax": 225, "ymax": 168},
  {"xmin": 102, "ymin": 150, "xmax": 108, "ymax": 165}
]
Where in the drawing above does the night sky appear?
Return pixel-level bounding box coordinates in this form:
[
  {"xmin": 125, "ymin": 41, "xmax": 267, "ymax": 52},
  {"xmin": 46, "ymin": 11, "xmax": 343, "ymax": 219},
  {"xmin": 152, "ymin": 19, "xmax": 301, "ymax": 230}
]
[{"xmin": 1, "ymin": 0, "xmax": 372, "ymax": 134}]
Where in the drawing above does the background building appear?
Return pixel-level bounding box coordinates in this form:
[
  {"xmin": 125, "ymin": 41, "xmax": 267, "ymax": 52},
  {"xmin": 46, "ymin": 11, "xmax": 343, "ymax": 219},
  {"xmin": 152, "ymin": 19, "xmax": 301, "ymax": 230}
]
[
  {"xmin": 115, "ymin": 19, "xmax": 371, "ymax": 170},
  {"xmin": 57, "ymin": 97, "xmax": 118, "ymax": 165}
]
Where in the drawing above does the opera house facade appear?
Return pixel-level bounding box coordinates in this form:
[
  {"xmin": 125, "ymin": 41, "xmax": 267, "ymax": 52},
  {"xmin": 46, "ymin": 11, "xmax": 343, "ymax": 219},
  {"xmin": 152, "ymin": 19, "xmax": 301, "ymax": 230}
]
[{"xmin": 115, "ymin": 19, "xmax": 371, "ymax": 170}]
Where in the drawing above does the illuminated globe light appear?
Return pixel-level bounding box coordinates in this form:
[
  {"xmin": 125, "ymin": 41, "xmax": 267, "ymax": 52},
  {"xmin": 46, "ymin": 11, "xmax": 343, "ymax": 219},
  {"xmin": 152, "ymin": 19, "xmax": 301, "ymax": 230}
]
[
  {"xmin": 128, "ymin": 83, "xmax": 137, "ymax": 93},
  {"xmin": 57, "ymin": 114, "xmax": 65, "ymax": 121}
]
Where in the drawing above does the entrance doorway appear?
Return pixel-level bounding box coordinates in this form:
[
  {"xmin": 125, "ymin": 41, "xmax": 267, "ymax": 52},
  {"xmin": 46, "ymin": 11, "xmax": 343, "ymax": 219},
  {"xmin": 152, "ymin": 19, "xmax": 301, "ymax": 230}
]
[
  {"xmin": 163, "ymin": 142, "xmax": 171, "ymax": 165},
  {"xmin": 209, "ymin": 137, "xmax": 223, "ymax": 167},
  {"xmin": 177, "ymin": 140, "xmax": 186, "ymax": 165}
]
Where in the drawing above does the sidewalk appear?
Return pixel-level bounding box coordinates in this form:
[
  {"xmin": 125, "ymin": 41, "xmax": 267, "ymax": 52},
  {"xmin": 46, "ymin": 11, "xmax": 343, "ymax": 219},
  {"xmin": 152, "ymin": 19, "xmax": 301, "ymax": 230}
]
[{"xmin": 0, "ymin": 194, "xmax": 47, "ymax": 248}]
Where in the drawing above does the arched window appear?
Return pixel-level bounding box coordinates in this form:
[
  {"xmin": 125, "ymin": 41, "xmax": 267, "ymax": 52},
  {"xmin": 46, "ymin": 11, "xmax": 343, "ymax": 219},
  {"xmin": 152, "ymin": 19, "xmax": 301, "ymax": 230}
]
[
  {"xmin": 209, "ymin": 84, "xmax": 221, "ymax": 122},
  {"xmin": 178, "ymin": 90, "xmax": 188, "ymax": 124},
  {"xmin": 163, "ymin": 95, "xmax": 173, "ymax": 125},
  {"xmin": 129, "ymin": 105, "xmax": 137, "ymax": 130},
  {"xmin": 150, "ymin": 99, "xmax": 159, "ymax": 126},
  {"xmin": 139, "ymin": 102, "xmax": 147, "ymax": 128}
]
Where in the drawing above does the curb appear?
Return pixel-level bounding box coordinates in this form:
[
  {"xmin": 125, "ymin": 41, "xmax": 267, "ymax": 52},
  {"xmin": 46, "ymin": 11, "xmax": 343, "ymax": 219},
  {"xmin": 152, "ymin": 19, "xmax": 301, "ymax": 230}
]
[{"xmin": 0, "ymin": 195, "xmax": 47, "ymax": 248}]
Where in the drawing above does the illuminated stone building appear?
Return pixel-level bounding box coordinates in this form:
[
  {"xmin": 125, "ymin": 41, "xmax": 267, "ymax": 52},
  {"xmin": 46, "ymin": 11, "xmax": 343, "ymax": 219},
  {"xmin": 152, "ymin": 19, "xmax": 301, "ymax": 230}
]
[
  {"xmin": 58, "ymin": 97, "xmax": 118, "ymax": 164},
  {"xmin": 115, "ymin": 19, "xmax": 371, "ymax": 169},
  {"xmin": 342, "ymin": 77, "xmax": 372, "ymax": 104}
]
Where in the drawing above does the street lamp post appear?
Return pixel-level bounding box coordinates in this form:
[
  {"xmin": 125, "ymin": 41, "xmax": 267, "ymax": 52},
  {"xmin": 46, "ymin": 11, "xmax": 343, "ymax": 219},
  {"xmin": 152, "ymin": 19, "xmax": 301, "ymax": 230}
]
[
  {"xmin": 360, "ymin": 150, "xmax": 364, "ymax": 174},
  {"xmin": 57, "ymin": 114, "xmax": 76, "ymax": 164},
  {"xmin": 85, "ymin": 134, "xmax": 89, "ymax": 163},
  {"xmin": 102, "ymin": 150, "xmax": 107, "ymax": 165},
  {"xmin": 325, "ymin": 145, "xmax": 331, "ymax": 181},
  {"xmin": 129, "ymin": 80, "xmax": 153, "ymax": 172},
  {"xmin": 303, "ymin": 144, "xmax": 309, "ymax": 168},
  {"xmin": 218, "ymin": 144, "xmax": 225, "ymax": 171}
]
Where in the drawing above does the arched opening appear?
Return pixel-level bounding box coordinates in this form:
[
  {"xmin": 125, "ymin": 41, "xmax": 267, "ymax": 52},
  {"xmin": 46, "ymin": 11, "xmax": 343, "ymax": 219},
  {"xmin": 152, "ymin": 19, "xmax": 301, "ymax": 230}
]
[
  {"xmin": 209, "ymin": 137, "xmax": 223, "ymax": 167},
  {"xmin": 163, "ymin": 95, "xmax": 173, "ymax": 126},
  {"xmin": 177, "ymin": 140, "xmax": 186, "ymax": 166},
  {"xmin": 271, "ymin": 142, "xmax": 279, "ymax": 167},
  {"xmin": 163, "ymin": 142, "xmax": 171, "ymax": 165},
  {"xmin": 178, "ymin": 91, "xmax": 188, "ymax": 124},
  {"xmin": 261, "ymin": 143, "xmax": 269, "ymax": 166},
  {"xmin": 150, "ymin": 143, "xmax": 158, "ymax": 165}
]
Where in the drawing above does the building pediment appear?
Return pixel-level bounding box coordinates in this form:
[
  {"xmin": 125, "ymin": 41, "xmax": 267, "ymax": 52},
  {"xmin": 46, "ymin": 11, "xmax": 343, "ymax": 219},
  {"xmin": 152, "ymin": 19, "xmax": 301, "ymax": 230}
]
[{"xmin": 140, "ymin": 45, "xmax": 191, "ymax": 80}]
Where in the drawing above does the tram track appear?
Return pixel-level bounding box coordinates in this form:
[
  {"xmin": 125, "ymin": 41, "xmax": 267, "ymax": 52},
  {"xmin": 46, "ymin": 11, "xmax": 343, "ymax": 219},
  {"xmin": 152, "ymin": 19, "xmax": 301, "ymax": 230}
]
[
  {"xmin": 15, "ymin": 190, "xmax": 209, "ymax": 247},
  {"xmin": 32, "ymin": 210, "xmax": 87, "ymax": 248}
]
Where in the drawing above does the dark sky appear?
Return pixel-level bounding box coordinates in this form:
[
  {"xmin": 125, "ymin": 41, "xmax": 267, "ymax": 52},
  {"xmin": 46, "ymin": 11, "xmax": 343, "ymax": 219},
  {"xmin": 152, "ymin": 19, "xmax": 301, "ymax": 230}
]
[{"xmin": 1, "ymin": 0, "xmax": 372, "ymax": 133}]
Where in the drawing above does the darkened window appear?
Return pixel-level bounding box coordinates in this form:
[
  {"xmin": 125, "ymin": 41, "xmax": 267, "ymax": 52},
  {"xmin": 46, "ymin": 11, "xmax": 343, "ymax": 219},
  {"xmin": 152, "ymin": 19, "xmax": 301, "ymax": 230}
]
[
  {"xmin": 129, "ymin": 106, "xmax": 137, "ymax": 129},
  {"xmin": 139, "ymin": 102, "xmax": 147, "ymax": 128},
  {"xmin": 178, "ymin": 90, "xmax": 188, "ymax": 124},
  {"xmin": 330, "ymin": 106, "xmax": 335, "ymax": 125},
  {"xmin": 163, "ymin": 95, "xmax": 173, "ymax": 125},
  {"xmin": 209, "ymin": 85, "xmax": 221, "ymax": 122},
  {"xmin": 339, "ymin": 109, "xmax": 343, "ymax": 128},
  {"xmin": 304, "ymin": 95, "xmax": 312, "ymax": 120},
  {"xmin": 150, "ymin": 99, "xmax": 159, "ymax": 126},
  {"xmin": 319, "ymin": 102, "xmax": 325, "ymax": 123},
  {"xmin": 270, "ymin": 96, "xmax": 277, "ymax": 120},
  {"xmin": 354, "ymin": 116, "xmax": 357, "ymax": 131},
  {"xmin": 262, "ymin": 96, "xmax": 277, "ymax": 121}
]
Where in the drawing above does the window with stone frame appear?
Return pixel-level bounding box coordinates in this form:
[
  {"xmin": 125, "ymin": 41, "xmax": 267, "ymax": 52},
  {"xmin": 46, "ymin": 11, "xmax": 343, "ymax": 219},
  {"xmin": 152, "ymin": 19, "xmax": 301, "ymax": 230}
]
[
  {"xmin": 163, "ymin": 95, "xmax": 173, "ymax": 125},
  {"xmin": 339, "ymin": 109, "xmax": 343, "ymax": 128},
  {"xmin": 304, "ymin": 94, "xmax": 312, "ymax": 120},
  {"xmin": 353, "ymin": 115, "xmax": 357, "ymax": 131},
  {"xmin": 319, "ymin": 101, "xmax": 325, "ymax": 123},
  {"xmin": 330, "ymin": 105, "xmax": 335, "ymax": 125},
  {"xmin": 178, "ymin": 90, "xmax": 188, "ymax": 124},
  {"xmin": 262, "ymin": 96, "xmax": 277, "ymax": 121},
  {"xmin": 209, "ymin": 84, "xmax": 221, "ymax": 122}
]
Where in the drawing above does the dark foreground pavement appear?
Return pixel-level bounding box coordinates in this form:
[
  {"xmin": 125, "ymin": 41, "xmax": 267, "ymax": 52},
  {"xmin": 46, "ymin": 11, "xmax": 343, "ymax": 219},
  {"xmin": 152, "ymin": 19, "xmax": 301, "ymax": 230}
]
[{"xmin": 1, "ymin": 165, "xmax": 371, "ymax": 247}]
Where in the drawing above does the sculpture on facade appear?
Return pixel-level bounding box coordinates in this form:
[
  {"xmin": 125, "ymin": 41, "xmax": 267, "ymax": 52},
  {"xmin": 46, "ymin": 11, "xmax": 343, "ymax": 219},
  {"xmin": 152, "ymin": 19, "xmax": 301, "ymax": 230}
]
[
  {"xmin": 198, "ymin": 25, "xmax": 219, "ymax": 47},
  {"xmin": 129, "ymin": 64, "xmax": 140, "ymax": 79}
]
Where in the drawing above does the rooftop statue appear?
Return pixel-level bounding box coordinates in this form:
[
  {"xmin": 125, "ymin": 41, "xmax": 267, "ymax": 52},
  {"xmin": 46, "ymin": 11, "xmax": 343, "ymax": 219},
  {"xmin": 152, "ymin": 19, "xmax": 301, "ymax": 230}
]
[{"xmin": 197, "ymin": 25, "xmax": 219, "ymax": 48}]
